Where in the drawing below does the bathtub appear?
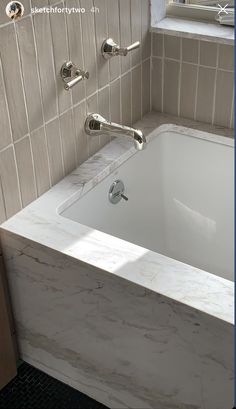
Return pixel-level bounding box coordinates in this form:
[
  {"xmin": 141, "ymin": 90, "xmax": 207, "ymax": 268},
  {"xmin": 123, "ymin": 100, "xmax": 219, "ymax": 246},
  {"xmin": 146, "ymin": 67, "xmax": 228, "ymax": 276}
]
[
  {"xmin": 61, "ymin": 128, "xmax": 234, "ymax": 281},
  {"xmin": 0, "ymin": 114, "xmax": 234, "ymax": 409}
]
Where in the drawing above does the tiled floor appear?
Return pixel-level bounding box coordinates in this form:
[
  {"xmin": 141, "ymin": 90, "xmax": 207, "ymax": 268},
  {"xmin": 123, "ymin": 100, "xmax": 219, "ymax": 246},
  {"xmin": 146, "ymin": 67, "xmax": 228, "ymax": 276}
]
[{"xmin": 0, "ymin": 362, "xmax": 108, "ymax": 409}]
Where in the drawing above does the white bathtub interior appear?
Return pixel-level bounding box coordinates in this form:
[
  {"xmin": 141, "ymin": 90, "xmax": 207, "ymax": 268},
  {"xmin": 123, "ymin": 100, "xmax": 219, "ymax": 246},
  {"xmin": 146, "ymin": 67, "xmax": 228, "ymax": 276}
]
[{"xmin": 61, "ymin": 130, "xmax": 234, "ymax": 281}]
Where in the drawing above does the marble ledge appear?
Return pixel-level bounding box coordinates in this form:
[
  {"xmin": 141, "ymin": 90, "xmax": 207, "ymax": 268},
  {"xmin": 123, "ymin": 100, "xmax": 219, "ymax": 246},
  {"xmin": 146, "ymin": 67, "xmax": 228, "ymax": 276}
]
[
  {"xmin": 0, "ymin": 112, "xmax": 234, "ymax": 326},
  {"xmin": 151, "ymin": 17, "xmax": 234, "ymax": 45},
  {"xmin": 135, "ymin": 112, "xmax": 234, "ymax": 139}
]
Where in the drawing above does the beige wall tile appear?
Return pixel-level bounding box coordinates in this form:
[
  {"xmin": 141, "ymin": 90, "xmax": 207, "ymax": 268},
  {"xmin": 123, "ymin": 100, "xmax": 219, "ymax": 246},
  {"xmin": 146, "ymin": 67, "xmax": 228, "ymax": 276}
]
[
  {"xmin": 59, "ymin": 109, "xmax": 77, "ymax": 175},
  {"xmin": 200, "ymin": 41, "xmax": 217, "ymax": 67},
  {"xmin": 86, "ymin": 93, "xmax": 100, "ymax": 156},
  {"xmin": 94, "ymin": 0, "xmax": 109, "ymax": 89},
  {"xmin": 98, "ymin": 85, "xmax": 110, "ymax": 120},
  {"xmin": 163, "ymin": 59, "xmax": 180, "ymax": 116},
  {"xmin": 110, "ymin": 78, "xmax": 121, "ymax": 124},
  {"xmin": 0, "ymin": 0, "xmax": 150, "ymax": 223},
  {"xmin": 218, "ymin": 45, "xmax": 234, "ymax": 71},
  {"xmin": 164, "ymin": 35, "xmax": 180, "ymax": 60},
  {"xmin": 182, "ymin": 38, "xmax": 198, "ymax": 64},
  {"xmin": 152, "ymin": 57, "xmax": 162, "ymax": 112},
  {"xmin": 141, "ymin": 0, "xmax": 151, "ymax": 60},
  {"xmin": 31, "ymin": 0, "xmax": 49, "ymax": 6},
  {"xmin": 107, "ymin": 0, "xmax": 120, "ymax": 81},
  {"xmin": 132, "ymin": 65, "xmax": 142, "ymax": 123},
  {"xmin": 0, "ymin": 62, "xmax": 11, "ymax": 151},
  {"xmin": 152, "ymin": 33, "xmax": 163, "ymax": 57},
  {"xmin": 45, "ymin": 118, "xmax": 64, "ymax": 185},
  {"xmin": 0, "ymin": 25, "xmax": 28, "ymax": 141},
  {"xmin": 66, "ymin": 0, "xmax": 86, "ymax": 105},
  {"xmin": 180, "ymin": 63, "xmax": 198, "ymax": 120},
  {"xmin": 16, "ymin": 17, "xmax": 44, "ymax": 132},
  {"xmin": 196, "ymin": 66, "xmax": 215, "ymax": 123},
  {"xmin": 0, "ymin": 181, "xmax": 6, "ymax": 224},
  {"xmin": 131, "ymin": 0, "xmax": 142, "ymax": 67},
  {"xmin": 230, "ymin": 96, "xmax": 234, "ymax": 129},
  {"xmin": 74, "ymin": 101, "xmax": 88, "ymax": 166},
  {"xmin": 33, "ymin": 12, "xmax": 58, "ymax": 123},
  {"xmin": 214, "ymin": 70, "xmax": 234, "ymax": 128},
  {"xmin": 119, "ymin": 0, "xmax": 131, "ymax": 74},
  {"xmin": 31, "ymin": 127, "xmax": 51, "ymax": 195},
  {"xmin": 80, "ymin": 0, "xmax": 97, "ymax": 97},
  {"xmin": 0, "ymin": 147, "xmax": 21, "ymax": 218},
  {"xmin": 15, "ymin": 136, "xmax": 36, "ymax": 207},
  {"xmin": 50, "ymin": 3, "xmax": 71, "ymax": 114},
  {"xmin": 142, "ymin": 59, "xmax": 150, "ymax": 116},
  {"xmin": 98, "ymin": 86, "xmax": 111, "ymax": 146},
  {"xmin": 121, "ymin": 72, "xmax": 132, "ymax": 126}
]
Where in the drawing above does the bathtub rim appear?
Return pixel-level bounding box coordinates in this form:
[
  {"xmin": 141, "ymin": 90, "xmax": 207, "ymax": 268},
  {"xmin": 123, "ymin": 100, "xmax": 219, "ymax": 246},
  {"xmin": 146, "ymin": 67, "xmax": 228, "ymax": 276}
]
[
  {"xmin": 57, "ymin": 123, "xmax": 234, "ymax": 215},
  {"xmin": 0, "ymin": 120, "xmax": 234, "ymax": 326}
]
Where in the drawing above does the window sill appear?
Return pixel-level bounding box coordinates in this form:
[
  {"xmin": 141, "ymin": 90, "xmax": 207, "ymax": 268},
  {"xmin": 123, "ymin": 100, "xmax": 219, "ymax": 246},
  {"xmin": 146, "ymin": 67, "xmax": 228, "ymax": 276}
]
[{"xmin": 150, "ymin": 17, "xmax": 234, "ymax": 45}]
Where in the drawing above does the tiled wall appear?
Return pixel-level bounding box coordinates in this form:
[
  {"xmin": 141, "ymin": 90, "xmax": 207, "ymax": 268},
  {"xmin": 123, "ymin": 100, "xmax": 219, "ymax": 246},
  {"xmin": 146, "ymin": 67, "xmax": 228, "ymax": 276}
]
[
  {"xmin": 0, "ymin": 3, "xmax": 234, "ymax": 225},
  {"xmin": 151, "ymin": 33, "xmax": 234, "ymax": 128},
  {"xmin": 0, "ymin": 0, "xmax": 151, "ymax": 223}
]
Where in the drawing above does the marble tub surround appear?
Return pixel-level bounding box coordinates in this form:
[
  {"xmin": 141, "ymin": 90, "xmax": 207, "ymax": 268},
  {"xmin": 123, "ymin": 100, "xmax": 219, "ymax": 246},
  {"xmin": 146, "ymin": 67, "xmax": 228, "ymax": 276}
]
[
  {"xmin": 0, "ymin": 113, "xmax": 234, "ymax": 408},
  {"xmin": 1, "ymin": 231, "xmax": 234, "ymax": 409}
]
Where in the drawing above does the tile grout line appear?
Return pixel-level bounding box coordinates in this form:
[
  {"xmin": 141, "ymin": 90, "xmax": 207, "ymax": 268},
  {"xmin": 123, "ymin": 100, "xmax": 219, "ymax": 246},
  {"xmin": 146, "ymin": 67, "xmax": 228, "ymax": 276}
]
[
  {"xmin": 150, "ymin": 29, "xmax": 234, "ymax": 46},
  {"xmin": 151, "ymin": 55, "xmax": 234, "ymax": 73},
  {"xmin": 0, "ymin": 14, "xmax": 29, "ymax": 29}
]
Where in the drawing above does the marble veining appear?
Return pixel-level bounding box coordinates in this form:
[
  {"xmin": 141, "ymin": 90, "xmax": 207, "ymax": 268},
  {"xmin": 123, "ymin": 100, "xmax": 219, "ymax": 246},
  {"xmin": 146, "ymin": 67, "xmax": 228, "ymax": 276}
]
[
  {"xmin": 151, "ymin": 17, "xmax": 234, "ymax": 45},
  {"xmin": 1, "ymin": 231, "xmax": 234, "ymax": 409},
  {"xmin": 0, "ymin": 112, "xmax": 234, "ymax": 409}
]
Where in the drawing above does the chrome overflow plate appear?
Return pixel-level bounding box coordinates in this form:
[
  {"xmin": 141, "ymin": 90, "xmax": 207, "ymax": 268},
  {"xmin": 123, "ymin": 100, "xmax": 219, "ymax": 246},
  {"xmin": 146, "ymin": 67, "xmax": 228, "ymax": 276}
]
[{"xmin": 109, "ymin": 180, "xmax": 128, "ymax": 204}]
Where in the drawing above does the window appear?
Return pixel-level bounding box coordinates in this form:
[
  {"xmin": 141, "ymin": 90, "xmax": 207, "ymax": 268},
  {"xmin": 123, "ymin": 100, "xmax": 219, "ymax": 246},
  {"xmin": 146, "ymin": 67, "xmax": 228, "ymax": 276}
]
[{"xmin": 166, "ymin": 0, "xmax": 234, "ymax": 25}]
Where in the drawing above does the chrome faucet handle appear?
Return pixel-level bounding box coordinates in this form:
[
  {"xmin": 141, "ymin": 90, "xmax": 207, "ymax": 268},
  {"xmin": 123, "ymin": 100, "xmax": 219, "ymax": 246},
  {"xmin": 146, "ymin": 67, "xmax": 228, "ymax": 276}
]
[
  {"xmin": 101, "ymin": 38, "xmax": 140, "ymax": 59},
  {"xmin": 60, "ymin": 61, "xmax": 89, "ymax": 91},
  {"xmin": 119, "ymin": 41, "xmax": 140, "ymax": 56}
]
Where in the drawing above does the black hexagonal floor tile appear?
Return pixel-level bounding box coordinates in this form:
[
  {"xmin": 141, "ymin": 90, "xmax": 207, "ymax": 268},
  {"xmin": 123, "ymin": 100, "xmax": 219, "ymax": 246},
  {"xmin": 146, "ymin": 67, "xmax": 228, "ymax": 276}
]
[{"xmin": 0, "ymin": 362, "xmax": 108, "ymax": 409}]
